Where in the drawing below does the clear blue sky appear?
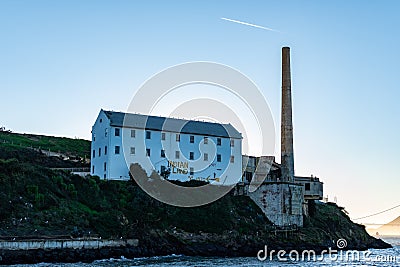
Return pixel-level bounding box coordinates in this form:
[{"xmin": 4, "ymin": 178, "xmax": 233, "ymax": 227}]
[{"xmin": 1, "ymin": 0, "xmax": 399, "ymax": 225}]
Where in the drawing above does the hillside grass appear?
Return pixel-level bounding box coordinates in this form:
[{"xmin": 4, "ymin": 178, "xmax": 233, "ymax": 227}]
[{"xmin": 0, "ymin": 131, "xmax": 90, "ymax": 158}]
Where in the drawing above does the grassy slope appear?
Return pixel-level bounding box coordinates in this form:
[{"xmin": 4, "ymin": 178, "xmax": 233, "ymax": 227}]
[{"xmin": 0, "ymin": 131, "xmax": 90, "ymax": 159}]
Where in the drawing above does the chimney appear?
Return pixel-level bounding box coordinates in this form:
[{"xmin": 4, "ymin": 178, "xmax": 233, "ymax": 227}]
[{"xmin": 281, "ymin": 47, "xmax": 294, "ymax": 182}]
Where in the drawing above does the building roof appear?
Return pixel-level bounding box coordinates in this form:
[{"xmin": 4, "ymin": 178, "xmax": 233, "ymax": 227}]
[{"xmin": 102, "ymin": 110, "xmax": 242, "ymax": 139}]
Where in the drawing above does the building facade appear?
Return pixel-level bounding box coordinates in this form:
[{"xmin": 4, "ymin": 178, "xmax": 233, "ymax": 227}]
[{"xmin": 91, "ymin": 110, "xmax": 242, "ymax": 184}]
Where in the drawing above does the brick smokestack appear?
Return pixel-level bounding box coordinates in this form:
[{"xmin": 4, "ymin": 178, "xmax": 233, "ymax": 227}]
[{"xmin": 281, "ymin": 47, "xmax": 294, "ymax": 182}]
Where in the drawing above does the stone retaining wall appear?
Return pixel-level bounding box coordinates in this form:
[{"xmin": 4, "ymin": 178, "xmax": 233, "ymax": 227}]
[{"xmin": 0, "ymin": 239, "xmax": 138, "ymax": 250}]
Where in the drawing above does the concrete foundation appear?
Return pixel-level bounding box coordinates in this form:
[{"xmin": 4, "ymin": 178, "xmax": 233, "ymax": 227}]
[
  {"xmin": 249, "ymin": 182, "xmax": 304, "ymax": 227},
  {"xmin": 0, "ymin": 239, "xmax": 138, "ymax": 251}
]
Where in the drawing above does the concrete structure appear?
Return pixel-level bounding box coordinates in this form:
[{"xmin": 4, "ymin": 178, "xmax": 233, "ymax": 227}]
[
  {"xmin": 249, "ymin": 182, "xmax": 304, "ymax": 226},
  {"xmin": 50, "ymin": 168, "xmax": 91, "ymax": 177},
  {"xmin": 91, "ymin": 110, "xmax": 242, "ymax": 184},
  {"xmin": 240, "ymin": 47, "xmax": 323, "ymax": 227},
  {"xmin": 281, "ymin": 47, "xmax": 295, "ymax": 182},
  {"xmin": 242, "ymin": 156, "xmax": 278, "ymax": 183},
  {"xmin": 240, "ymin": 156, "xmax": 305, "ymax": 227},
  {"xmin": 294, "ymin": 176, "xmax": 323, "ymax": 200},
  {"xmin": 237, "ymin": 164, "xmax": 322, "ymax": 226},
  {"xmin": 249, "ymin": 47, "xmax": 304, "ymax": 227},
  {"xmin": 0, "ymin": 239, "xmax": 138, "ymax": 251},
  {"xmin": 241, "ymin": 157, "xmax": 323, "ymax": 201}
]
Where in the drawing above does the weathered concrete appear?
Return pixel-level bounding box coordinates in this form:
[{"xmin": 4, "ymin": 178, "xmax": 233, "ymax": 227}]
[
  {"xmin": 241, "ymin": 47, "xmax": 306, "ymax": 227},
  {"xmin": 249, "ymin": 182, "xmax": 304, "ymax": 227},
  {"xmin": 246, "ymin": 156, "xmax": 275, "ymax": 192},
  {"xmin": 281, "ymin": 47, "xmax": 295, "ymax": 182},
  {"xmin": 241, "ymin": 156, "xmax": 282, "ymax": 184},
  {"xmin": 0, "ymin": 239, "xmax": 138, "ymax": 251},
  {"xmin": 294, "ymin": 176, "xmax": 323, "ymax": 200}
]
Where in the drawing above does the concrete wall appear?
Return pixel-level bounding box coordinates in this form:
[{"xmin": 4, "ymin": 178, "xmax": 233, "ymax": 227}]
[
  {"xmin": 294, "ymin": 176, "xmax": 323, "ymax": 200},
  {"xmin": 71, "ymin": 171, "xmax": 90, "ymax": 177},
  {"xmin": 249, "ymin": 182, "xmax": 304, "ymax": 227},
  {"xmin": 0, "ymin": 239, "xmax": 138, "ymax": 251},
  {"xmin": 0, "ymin": 239, "xmax": 138, "ymax": 250}
]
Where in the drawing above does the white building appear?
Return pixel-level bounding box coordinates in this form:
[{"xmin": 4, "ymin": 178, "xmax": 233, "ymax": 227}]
[{"xmin": 91, "ymin": 110, "xmax": 242, "ymax": 184}]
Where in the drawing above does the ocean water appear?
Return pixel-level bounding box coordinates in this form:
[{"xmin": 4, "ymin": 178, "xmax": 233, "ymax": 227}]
[{"xmin": 8, "ymin": 238, "xmax": 400, "ymax": 267}]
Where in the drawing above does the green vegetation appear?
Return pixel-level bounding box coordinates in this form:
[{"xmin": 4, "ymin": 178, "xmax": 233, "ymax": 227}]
[
  {"xmin": 0, "ymin": 133, "xmax": 271, "ymax": 239},
  {"xmin": 0, "ymin": 132, "xmax": 90, "ymax": 168},
  {"xmin": 300, "ymin": 201, "xmax": 380, "ymax": 249},
  {"xmin": 0, "ymin": 131, "xmax": 90, "ymax": 159},
  {"xmin": 0, "ymin": 156, "xmax": 269, "ymax": 238},
  {"xmin": 0, "ymin": 131, "xmax": 388, "ymax": 254}
]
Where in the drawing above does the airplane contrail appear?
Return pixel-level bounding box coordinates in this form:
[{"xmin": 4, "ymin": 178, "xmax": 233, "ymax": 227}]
[{"xmin": 221, "ymin": 17, "xmax": 279, "ymax": 32}]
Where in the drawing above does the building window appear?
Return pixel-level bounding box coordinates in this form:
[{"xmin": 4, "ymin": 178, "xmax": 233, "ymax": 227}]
[
  {"xmin": 146, "ymin": 148, "xmax": 151, "ymax": 157},
  {"xmin": 190, "ymin": 135, "xmax": 194, "ymax": 143},
  {"xmin": 217, "ymin": 138, "xmax": 221, "ymax": 146},
  {"xmin": 161, "ymin": 132, "xmax": 166, "ymax": 140},
  {"xmin": 105, "ymin": 128, "xmax": 108, "ymax": 137},
  {"xmin": 100, "ymin": 119, "xmax": 102, "ymax": 123},
  {"xmin": 204, "ymin": 153, "xmax": 208, "ymax": 161},
  {"xmin": 230, "ymin": 139, "xmax": 234, "ymax": 147},
  {"xmin": 105, "ymin": 146, "xmax": 107, "ymax": 155},
  {"xmin": 189, "ymin": 152, "xmax": 194, "ymax": 160},
  {"xmin": 230, "ymin": 155, "xmax": 235, "ymax": 163},
  {"xmin": 92, "ymin": 150, "xmax": 95, "ymax": 158},
  {"xmin": 115, "ymin": 146, "xmax": 120, "ymax": 154},
  {"xmin": 130, "ymin": 147, "xmax": 135, "ymax": 155},
  {"xmin": 204, "ymin": 137, "xmax": 208, "ymax": 144},
  {"xmin": 176, "ymin": 134, "xmax": 180, "ymax": 142},
  {"xmin": 104, "ymin": 174, "xmax": 106, "ymax": 179},
  {"xmin": 175, "ymin": 151, "xmax": 180, "ymax": 159},
  {"xmin": 93, "ymin": 133, "xmax": 96, "ymax": 141},
  {"xmin": 131, "ymin": 129, "xmax": 136, "ymax": 138},
  {"xmin": 92, "ymin": 165, "xmax": 94, "ymax": 174},
  {"xmin": 146, "ymin": 131, "xmax": 151, "ymax": 139},
  {"xmin": 161, "ymin": 149, "xmax": 165, "ymax": 158},
  {"xmin": 98, "ymin": 148, "xmax": 101, "ymax": 157},
  {"xmin": 104, "ymin": 162, "xmax": 107, "ymax": 171},
  {"xmin": 190, "ymin": 167, "xmax": 194, "ymax": 176},
  {"xmin": 305, "ymin": 183, "xmax": 311, "ymax": 191},
  {"xmin": 115, "ymin": 128, "xmax": 120, "ymax": 136},
  {"xmin": 217, "ymin": 154, "xmax": 221, "ymax": 162}
]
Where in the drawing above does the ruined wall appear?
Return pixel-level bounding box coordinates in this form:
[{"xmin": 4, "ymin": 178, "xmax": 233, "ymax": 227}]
[
  {"xmin": 0, "ymin": 239, "xmax": 138, "ymax": 251},
  {"xmin": 249, "ymin": 182, "xmax": 304, "ymax": 227},
  {"xmin": 294, "ymin": 176, "xmax": 323, "ymax": 200}
]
